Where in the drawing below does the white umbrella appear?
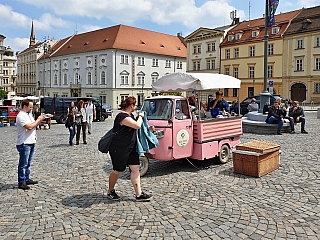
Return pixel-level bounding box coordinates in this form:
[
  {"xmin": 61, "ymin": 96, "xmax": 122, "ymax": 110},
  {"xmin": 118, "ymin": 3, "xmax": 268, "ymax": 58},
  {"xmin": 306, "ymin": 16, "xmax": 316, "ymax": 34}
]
[
  {"xmin": 10, "ymin": 96, "xmax": 25, "ymax": 100},
  {"xmin": 26, "ymin": 96, "xmax": 39, "ymax": 100},
  {"xmin": 152, "ymin": 72, "xmax": 241, "ymax": 92}
]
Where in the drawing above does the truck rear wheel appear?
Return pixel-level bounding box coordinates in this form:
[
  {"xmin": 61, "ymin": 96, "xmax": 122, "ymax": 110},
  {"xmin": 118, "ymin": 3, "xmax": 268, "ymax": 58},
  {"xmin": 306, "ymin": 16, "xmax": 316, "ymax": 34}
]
[
  {"xmin": 139, "ymin": 155, "xmax": 149, "ymax": 177},
  {"xmin": 219, "ymin": 144, "xmax": 230, "ymax": 164},
  {"xmin": 99, "ymin": 114, "xmax": 106, "ymax": 121}
]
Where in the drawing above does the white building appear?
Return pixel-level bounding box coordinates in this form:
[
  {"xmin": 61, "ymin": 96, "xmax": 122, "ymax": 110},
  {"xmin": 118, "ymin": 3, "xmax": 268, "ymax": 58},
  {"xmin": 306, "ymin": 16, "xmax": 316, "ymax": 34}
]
[
  {"xmin": 37, "ymin": 24, "xmax": 187, "ymax": 108},
  {"xmin": 2, "ymin": 47, "xmax": 17, "ymax": 98},
  {"xmin": 0, "ymin": 35, "xmax": 5, "ymax": 91}
]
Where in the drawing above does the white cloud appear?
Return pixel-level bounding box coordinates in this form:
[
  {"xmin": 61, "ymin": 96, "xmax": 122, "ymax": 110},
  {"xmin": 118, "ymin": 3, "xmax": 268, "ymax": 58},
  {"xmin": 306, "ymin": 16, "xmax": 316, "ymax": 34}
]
[
  {"xmin": 281, "ymin": 0, "xmax": 318, "ymax": 9},
  {"xmin": 81, "ymin": 25, "xmax": 103, "ymax": 33},
  {"xmin": 5, "ymin": 37, "xmax": 29, "ymax": 52},
  {"xmin": 16, "ymin": 0, "xmax": 244, "ymax": 31},
  {"xmin": 0, "ymin": 4, "xmax": 30, "ymax": 29}
]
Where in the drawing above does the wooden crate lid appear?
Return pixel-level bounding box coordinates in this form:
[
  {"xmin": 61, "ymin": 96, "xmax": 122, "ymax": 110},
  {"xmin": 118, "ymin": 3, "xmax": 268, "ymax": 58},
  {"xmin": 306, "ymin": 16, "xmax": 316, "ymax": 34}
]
[{"xmin": 236, "ymin": 140, "xmax": 280, "ymax": 154}]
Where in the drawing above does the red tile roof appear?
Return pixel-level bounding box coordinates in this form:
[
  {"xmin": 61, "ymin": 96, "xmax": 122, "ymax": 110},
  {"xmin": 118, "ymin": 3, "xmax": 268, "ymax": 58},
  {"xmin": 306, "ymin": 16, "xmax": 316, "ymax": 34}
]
[
  {"xmin": 221, "ymin": 9, "xmax": 301, "ymax": 46},
  {"xmin": 284, "ymin": 6, "xmax": 320, "ymax": 35},
  {"xmin": 51, "ymin": 24, "xmax": 186, "ymax": 58}
]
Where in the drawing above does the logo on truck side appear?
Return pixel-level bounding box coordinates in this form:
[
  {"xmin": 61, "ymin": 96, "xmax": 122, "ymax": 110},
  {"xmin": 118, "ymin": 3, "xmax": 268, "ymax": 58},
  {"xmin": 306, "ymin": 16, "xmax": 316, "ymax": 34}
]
[{"xmin": 176, "ymin": 129, "xmax": 190, "ymax": 147}]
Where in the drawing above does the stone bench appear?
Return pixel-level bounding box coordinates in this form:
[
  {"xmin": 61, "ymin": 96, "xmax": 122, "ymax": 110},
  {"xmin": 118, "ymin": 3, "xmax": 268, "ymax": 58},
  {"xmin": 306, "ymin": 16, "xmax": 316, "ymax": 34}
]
[{"xmin": 242, "ymin": 112, "xmax": 292, "ymax": 134}]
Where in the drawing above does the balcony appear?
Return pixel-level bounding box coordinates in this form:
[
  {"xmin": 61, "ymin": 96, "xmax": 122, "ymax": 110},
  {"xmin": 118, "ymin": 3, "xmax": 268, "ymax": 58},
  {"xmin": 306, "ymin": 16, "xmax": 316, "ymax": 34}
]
[{"xmin": 70, "ymin": 84, "xmax": 81, "ymax": 89}]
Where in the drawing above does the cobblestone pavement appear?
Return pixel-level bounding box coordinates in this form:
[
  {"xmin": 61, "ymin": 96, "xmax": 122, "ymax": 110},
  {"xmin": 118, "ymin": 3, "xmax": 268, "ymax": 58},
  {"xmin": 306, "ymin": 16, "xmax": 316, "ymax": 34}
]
[{"xmin": 1, "ymin": 112, "xmax": 320, "ymax": 240}]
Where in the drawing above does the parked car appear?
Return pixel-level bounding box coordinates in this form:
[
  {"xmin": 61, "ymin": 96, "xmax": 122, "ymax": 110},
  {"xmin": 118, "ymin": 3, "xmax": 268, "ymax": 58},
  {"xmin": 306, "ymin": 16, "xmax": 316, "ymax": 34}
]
[
  {"xmin": 41, "ymin": 96, "xmax": 108, "ymax": 123},
  {"xmin": 240, "ymin": 95, "xmax": 285, "ymax": 115},
  {"xmin": 102, "ymin": 103, "xmax": 113, "ymax": 117}
]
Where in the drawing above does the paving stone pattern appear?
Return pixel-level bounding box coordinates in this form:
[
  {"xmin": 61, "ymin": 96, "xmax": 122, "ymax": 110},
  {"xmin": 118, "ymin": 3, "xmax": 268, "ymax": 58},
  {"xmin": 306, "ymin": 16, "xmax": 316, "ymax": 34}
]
[{"xmin": 1, "ymin": 112, "xmax": 320, "ymax": 239}]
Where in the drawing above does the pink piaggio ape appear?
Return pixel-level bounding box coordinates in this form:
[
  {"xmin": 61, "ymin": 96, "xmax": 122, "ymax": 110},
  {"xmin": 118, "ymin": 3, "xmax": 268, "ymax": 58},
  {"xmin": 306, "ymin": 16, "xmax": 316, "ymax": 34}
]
[{"xmin": 138, "ymin": 72, "xmax": 243, "ymax": 176}]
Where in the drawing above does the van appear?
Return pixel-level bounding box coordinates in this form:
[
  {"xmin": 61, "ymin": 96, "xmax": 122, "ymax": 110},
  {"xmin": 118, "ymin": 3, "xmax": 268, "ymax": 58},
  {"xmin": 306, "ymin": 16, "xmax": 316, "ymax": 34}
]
[
  {"xmin": 40, "ymin": 97, "xmax": 108, "ymax": 123},
  {"xmin": 0, "ymin": 106, "xmax": 19, "ymax": 121}
]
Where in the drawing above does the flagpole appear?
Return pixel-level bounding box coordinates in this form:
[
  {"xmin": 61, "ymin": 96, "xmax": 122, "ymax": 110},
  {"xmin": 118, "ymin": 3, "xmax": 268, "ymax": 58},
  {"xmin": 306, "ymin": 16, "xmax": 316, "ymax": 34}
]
[{"xmin": 259, "ymin": 0, "xmax": 272, "ymax": 112}]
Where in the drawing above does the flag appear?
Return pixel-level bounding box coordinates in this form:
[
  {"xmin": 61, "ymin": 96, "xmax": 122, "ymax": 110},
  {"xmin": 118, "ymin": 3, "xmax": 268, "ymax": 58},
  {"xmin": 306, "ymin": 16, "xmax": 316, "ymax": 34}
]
[{"xmin": 268, "ymin": 0, "xmax": 279, "ymax": 27}]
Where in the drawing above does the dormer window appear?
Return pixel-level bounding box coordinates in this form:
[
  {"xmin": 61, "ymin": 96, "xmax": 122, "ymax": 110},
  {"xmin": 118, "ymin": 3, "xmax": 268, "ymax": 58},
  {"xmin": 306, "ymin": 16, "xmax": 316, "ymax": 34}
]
[
  {"xmin": 235, "ymin": 33, "xmax": 241, "ymax": 40},
  {"xmin": 272, "ymin": 27, "xmax": 279, "ymax": 34},
  {"xmin": 228, "ymin": 35, "xmax": 234, "ymax": 41},
  {"xmin": 252, "ymin": 31, "xmax": 258, "ymax": 37}
]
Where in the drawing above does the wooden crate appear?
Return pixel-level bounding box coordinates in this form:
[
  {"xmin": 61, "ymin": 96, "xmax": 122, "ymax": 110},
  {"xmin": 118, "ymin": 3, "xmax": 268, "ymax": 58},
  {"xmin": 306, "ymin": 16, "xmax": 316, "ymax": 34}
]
[
  {"xmin": 233, "ymin": 150, "xmax": 279, "ymax": 177},
  {"xmin": 236, "ymin": 140, "xmax": 280, "ymax": 154}
]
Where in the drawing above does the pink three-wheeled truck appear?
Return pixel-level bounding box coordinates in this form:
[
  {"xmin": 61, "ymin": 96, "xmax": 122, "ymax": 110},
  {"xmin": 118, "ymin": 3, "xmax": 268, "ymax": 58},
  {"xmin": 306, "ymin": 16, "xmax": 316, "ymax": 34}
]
[{"xmin": 138, "ymin": 72, "xmax": 243, "ymax": 176}]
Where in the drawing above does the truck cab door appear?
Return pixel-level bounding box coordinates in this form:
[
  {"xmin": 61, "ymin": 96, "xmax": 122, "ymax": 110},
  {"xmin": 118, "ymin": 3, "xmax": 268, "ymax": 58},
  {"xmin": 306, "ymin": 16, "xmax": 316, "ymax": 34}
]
[{"xmin": 172, "ymin": 99, "xmax": 193, "ymax": 159}]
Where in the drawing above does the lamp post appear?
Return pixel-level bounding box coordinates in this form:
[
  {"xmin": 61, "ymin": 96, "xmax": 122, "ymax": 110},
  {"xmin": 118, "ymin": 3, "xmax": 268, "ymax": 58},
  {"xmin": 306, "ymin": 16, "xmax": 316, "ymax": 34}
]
[
  {"xmin": 253, "ymin": 79, "xmax": 255, "ymax": 96},
  {"xmin": 37, "ymin": 41, "xmax": 50, "ymax": 97}
]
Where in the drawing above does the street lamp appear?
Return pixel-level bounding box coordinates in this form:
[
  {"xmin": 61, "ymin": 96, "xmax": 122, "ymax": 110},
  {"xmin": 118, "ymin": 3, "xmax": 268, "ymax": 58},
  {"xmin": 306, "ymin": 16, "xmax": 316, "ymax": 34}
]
[{"xmin": 36, "ymin": 41, "xmax": 51, "ymax": 96}]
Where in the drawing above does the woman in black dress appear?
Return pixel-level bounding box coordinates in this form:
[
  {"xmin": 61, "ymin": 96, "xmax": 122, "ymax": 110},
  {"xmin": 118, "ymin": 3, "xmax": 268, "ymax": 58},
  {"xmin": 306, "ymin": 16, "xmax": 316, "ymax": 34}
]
[{"xmin": 107, "ymin": 96, "xmax": 152, "ymax": 202}]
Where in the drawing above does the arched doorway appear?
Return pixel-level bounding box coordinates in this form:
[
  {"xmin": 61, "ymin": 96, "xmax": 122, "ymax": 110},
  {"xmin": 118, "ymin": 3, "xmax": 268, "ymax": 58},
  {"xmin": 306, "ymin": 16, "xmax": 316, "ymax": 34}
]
[{"xmin": 291, "ymin": 83, "xmax": 306, "ymax": 102}]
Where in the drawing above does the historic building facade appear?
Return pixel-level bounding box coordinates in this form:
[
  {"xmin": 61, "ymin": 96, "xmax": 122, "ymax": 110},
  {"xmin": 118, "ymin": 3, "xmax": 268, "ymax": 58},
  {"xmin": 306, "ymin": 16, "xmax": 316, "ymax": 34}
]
[
  {"xmin": 283, "ymin": 6, "xmax": 320, "ymax": 103},
  {"xmin": 0, "ymin": 34, "xmax": 5, "ymax": 91},
  {"xmin": 220, "ymin": 10, "xmax": 301, "ymax": 102},
  {"xmin": 2, "ymin": 47, "xmax": 17, "ymax": 98},
  {"xmin": 36, "ymin": 24, "xmax": 186, "ymax": 108}
]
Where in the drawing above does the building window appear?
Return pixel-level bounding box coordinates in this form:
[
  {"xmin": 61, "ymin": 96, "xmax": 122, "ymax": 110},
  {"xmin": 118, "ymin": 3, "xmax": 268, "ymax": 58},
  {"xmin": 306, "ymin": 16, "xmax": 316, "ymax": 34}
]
[
  {"xmin": 234, "ymin": 48, "xmax": 239, "ymax": 58},
  {"xmin": 234, "ymin": 67, "xmax": 238, "ymax": 78},
  {"xmin": 101, "ymin": 71, "xmax": 106, "ymax": 85},
  {"xmin": 137, "ymin": 74, "xmax": 145, "ymax": 85},
  {"xmin": 151, "ymin": 72, "xmax": 159, "ymax": 84},
  {"xmin": 192, "ymin": 44, "xmax": 201, "ymax": 53},
  {"xmin": 235, "ymin": 34, "xmax": 241, "ymax": 40},
  {"xmin": 121, "ymin": 55, "xmax": 129, "ymax": 64},
  {"xmin": 197, "ymin": 45, "xmax": 201, "ymax": 53},
  {"xmin": 249, "ymin": 66, "xmax": 255, "ymax": 78},
  {"xmin": 228, "ymin": 35, "xmax": 234, "ymax": 41},
  {"xmin": 272, "ymin": 27, "xmax": 279, "ymax": 34},
  {"xmin": 87, "ymin": 72, "xmax": 92, "ymax": 84},
  {"xmin": 193, "ymin": 61, "xmax": 200, "ymax": 71},
  {"xmin": 224, "ymin": 89, "xmax": 229, "ymax": 97},
  {"xmin": 317, "ymin": 37, "xmax": 320, "ymax": 47},
  {"xmin": 252, "ymin": 31, "xmax": 258, "ymax": 37},
  {"xmin": 207, "ymin": 42, "xmax": 215, "ymax": 52},
  {"xmin": 152, "ymin": 59, "xmax": 159, "ymax": 67},
  {"xmin": 138, "ymin": 57, "xmax": 145, "ymax": 66},
  {"xmin": 165, "ymin": 60, "xmax": 171, "ymax": 68},
  {"xmin": 121, "ymin": 75, "xmax": 129, "ymax": 85},
  {"xmin": 297, "ymin": 39, "xmax": 303, "ymax": 49},
  {"xmin": 267, "ymin": 65, "xmax": 273, "ymax": 78},
  {"xmin": 206, "ymin": 60, "xmax": 215, "ymax": 70},
  {"xmin": 64, "ymin": 74, "xmax": 67, "ymax": 85},
  {"xmin": 177, "ymin": 61, "xmax": 182, "ymax": 69},
  {"xmin": 226, "ymin": 49, "xmax": 230, "ymax": 59},
  {"xmin": 233, "ymin": 88, "xmax": 238, "ymax": 97},
  {"xmin": 250, "ymin": 46, "xmax": 255, "ymax": 57},
  {"xmin": 296, "ymin": 59, "xmax": 303, "ymax": 71},
  {"xmin": 225, "ymin": 67, "xmax": 230, "ymax": 75},
  {"xmin": 315, "ymin": 83, "xmax": 320, "ymax": 93},
  {"xmin": 268, "ymin": 44, "xmax": 274, "ymax": 55},
  {"xmin": 54, "ymin": 74, "xmax": 58, "ymax": 85},
  {"xmin": 316, "ymin": 58, "xmax": 320, "ymax": 70}
]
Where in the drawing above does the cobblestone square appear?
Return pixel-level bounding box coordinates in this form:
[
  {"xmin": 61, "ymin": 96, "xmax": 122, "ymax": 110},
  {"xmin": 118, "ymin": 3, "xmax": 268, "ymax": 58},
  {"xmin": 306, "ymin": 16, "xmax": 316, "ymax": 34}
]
[{"xmin": 1, "ymin": 112, "xmax": 320, "ymax": 239}]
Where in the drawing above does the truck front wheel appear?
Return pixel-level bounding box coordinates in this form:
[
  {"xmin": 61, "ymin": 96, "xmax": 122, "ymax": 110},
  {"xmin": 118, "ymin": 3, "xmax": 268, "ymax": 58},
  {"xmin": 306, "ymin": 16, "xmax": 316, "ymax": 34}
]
[
  {"xmin": 219, "ymin": 144, "xmax": 230, "ymax": 164},
  {"xmin": 139, "ymin": 155, "xmax": 149, "ymax": 177}
]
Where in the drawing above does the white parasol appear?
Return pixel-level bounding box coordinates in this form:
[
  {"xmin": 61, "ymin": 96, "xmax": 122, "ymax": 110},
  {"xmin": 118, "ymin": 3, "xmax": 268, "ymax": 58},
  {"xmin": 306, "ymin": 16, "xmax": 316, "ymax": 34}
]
[
  {"xmin": 152, "ymin": 72, "xmax": 241, "ymax": 92},
  {"xmin": 26, "ymin": 96, "xmax": 39, "ymax": 100}
]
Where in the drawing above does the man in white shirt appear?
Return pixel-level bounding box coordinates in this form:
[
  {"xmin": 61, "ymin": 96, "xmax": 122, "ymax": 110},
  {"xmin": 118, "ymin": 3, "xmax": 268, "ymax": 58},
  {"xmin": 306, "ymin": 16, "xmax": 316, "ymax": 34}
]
[
  {"xmin": 16, "ymin": 99, "xmax": 45, "ymax": 190},
  {"xmin": 86, "ymin": 99, "xmax": 96, "ymax": 134}
]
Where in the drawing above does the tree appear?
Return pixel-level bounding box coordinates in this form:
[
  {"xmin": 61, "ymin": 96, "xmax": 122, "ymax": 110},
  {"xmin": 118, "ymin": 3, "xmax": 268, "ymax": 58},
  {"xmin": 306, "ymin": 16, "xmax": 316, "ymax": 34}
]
[{"xmin": 0, "ymin": 87, "xmax": 7, "ymax": 100}]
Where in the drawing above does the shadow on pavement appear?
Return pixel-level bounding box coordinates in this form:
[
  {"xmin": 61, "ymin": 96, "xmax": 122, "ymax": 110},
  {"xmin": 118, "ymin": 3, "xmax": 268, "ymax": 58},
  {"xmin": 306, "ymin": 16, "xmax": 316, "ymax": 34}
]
[
  {"xmin": 61, "ymin": 193, "xmax": 132, "ymax": 208},
  {"xmin": 0, "ymin": 183, "xmax": 18, "ymax": 191}
]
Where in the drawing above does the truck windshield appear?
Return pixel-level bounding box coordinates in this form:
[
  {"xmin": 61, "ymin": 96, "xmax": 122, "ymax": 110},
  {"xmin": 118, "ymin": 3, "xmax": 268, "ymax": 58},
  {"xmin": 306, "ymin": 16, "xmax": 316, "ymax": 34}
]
[{"xmin": 141, "ymin": 99, "xmax": 173, "ymax": 120}]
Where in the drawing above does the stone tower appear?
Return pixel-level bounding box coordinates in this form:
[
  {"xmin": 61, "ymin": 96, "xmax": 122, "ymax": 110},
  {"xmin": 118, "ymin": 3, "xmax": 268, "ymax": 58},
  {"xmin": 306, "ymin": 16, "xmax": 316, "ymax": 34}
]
[{"xmin": 29, "ymin": 20, "xmax": 36, "ymax": 47}]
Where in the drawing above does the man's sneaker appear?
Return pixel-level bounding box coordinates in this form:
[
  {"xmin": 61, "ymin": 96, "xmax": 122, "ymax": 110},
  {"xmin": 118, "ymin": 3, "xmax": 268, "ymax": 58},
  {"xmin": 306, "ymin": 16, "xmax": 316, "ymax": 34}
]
[
  {"xmin": 301, "ymin": 130, "xmax": 308, "ymax": 134},
  {"xmin": 18, "ymin": 182, "xmax": 30, "ymax": 190},
  {"xmin": 26, "ymin": 179, "xmax": 38, "ymax": 185},
  {"xmin": 290, "ymin": 131, "xmax": 295, "ymax": 134},
  {"xmin": 277, "ymin": 132, "xmax": 282, "ymax": 135},
  {"xmin": 135, "ymin": 192, "xmax": 153, "ymax": 202},
  {"xmin": 83, "ymin": 142, "xmax": 87, "ymax": 144},
  {"xmin": 88, "ymin": 131, "xmax": 91, "ymax": 135},
  {"xmin": 107, "ymin": 190, "xmax": 120, "ymax": 201}
]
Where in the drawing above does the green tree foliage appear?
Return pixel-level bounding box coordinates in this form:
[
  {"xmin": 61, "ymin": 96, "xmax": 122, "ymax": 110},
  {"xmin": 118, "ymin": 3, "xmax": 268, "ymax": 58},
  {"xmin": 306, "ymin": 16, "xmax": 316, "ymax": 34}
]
[{"xmin": 0, "ymin": 87, "xmax": 7, "ymax": 100}]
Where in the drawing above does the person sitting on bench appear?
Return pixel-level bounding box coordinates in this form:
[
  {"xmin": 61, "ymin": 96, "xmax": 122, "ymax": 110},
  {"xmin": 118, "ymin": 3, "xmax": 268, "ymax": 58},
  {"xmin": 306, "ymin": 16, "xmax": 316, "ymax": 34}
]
[{"xmin": 288, "ymin": 101, "xmax": 308, "ymax": 134}]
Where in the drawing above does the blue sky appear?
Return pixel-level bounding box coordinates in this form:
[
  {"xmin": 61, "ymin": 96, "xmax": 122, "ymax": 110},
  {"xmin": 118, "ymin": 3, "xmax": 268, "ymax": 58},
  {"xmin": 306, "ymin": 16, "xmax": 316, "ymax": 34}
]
[{"xmin": 0, "ymin": 0, "xmax": 318, "ymax": 53}]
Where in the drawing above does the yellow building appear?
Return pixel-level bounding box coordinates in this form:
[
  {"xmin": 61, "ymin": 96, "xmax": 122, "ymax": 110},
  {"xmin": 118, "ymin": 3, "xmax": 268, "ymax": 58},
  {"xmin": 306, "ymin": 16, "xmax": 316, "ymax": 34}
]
[
  {"xmin": 283, "ymin": 6, "xmax": 320, "ymax": 103},
  {"xmin": 220, "ymin": 10, "xmax": 300, "ymax": 102}
]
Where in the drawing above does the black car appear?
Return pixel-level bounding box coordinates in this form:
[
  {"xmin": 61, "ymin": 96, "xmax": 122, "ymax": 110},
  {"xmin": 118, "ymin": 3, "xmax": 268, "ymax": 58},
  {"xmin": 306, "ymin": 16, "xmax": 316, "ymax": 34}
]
[{"xmin": 240, "ymin": 95, "xmax": 284, "ymax": 115}]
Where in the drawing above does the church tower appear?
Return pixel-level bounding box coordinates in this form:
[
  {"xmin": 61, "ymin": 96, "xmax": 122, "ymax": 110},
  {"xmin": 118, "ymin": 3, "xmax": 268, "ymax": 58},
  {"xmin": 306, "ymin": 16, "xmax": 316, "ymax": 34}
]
[{"xmin": 29, "ymin": 20, "xmax": 36, "ymax": 47}]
